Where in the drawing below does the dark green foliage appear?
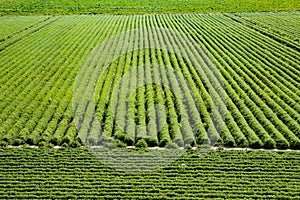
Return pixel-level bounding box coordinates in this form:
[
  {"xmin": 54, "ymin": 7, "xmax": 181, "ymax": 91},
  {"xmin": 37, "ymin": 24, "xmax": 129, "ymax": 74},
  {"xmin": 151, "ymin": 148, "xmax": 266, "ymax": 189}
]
[
  {"xmin": 115, "ymin": 132, "xmax": 134, "ymax": 146},
  {"xmin": 144, "ymin": 136, "xmax": 158, "ymax": 147},
  {"xmin": 159, "ymin": 138, "xmax": 169, "ymax": 147},
  {"xmin": 12, "ymin": 138, "xmax": 23, "ymax": 146},
  {"xmin": 49, "ymin": 137, "xmax": 59, "ymax": 146},
  {"xmin": 38, "ymin": 141, "xmax": 47, "ymax": 147},
  {"xmin": 26, "ymin": 136, "xmax": 35, "ymax": 145},
  {"xmin": 47, "ymin": 143, "xmax": 55, "ymax": 148},
  {"xmin": 61, "ymin": 142, "xmax": 69, "ymax": 148},
  {"xmin": 135, "ymin": 139, "xmax": 148, "ymax": 149},
  {"xmin": 61, "ymin": 136, "xmax": 72, "ymax": 146},
  {"xmin": 113, "ymin": 140, "xmax": 127, "ymax": 148},
  {"xmin": 0, "ymin": 141, "xmax": 8, "ymax": 147}
]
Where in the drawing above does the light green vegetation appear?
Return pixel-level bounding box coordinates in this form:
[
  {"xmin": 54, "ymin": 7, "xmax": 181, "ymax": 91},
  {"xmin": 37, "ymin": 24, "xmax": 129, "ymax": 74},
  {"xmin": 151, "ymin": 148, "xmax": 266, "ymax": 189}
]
[
  {"xmin": 0, "ymin": 0, "xmax": 300, "ymax": 15},
  {"xmin": 0, "ymin": 16, "xmax": 50, "ymax": 41},
  {"xmin": 236, "ymin": 11, "xmax": 300, "ymax": 42},
  {"xmin": 0, "ymin": 13, "xmax": 299, "ymax": 149}
]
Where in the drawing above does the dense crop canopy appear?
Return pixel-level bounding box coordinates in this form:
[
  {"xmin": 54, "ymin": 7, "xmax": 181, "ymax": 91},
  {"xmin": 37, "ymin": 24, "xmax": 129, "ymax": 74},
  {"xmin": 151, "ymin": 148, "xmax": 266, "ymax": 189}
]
[{"xmin": 0, "ymin": 13, "xmax": 299, "ymax": 149}]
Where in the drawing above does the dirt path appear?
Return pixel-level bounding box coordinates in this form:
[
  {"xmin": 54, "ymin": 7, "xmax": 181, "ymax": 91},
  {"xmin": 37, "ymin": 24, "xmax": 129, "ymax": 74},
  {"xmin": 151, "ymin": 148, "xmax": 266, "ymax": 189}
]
[{"xmin": 7, "ymin": 145, "xmax": 300, "ymax": 152}]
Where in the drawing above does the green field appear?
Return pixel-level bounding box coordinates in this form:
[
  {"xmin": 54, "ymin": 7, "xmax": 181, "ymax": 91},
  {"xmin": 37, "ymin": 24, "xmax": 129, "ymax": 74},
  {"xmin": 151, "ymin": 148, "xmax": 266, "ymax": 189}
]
[
  {"xmin": 0, "ymin": 15, "xmax": 49, "ymax": 40},
  {"xmin": 0, "ymin": 13, "xmax": 299, "ymax": 149},
  {"xmin": 0, "ymin": 0, "xmax": 300, "ymax": 15},
  {"xmin": 0, "ymin": 148, "xmax": 299, "ymax": 199},
  {"xmin": 236, "ymin": 12, "xmax": 300, "ymax": 43},
  {"xmin": 1, "ymin": 1, "xmax": 300, "ymax": 199}
]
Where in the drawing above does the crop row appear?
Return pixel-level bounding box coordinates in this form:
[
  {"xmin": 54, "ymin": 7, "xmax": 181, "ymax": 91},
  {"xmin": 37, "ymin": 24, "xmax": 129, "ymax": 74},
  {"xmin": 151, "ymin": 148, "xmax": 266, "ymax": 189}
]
[
  {"xmin": 235, "ymin": 12, "xmax": 300, "ymax": 43},
  {"xmin": 0, "ymin": 148, "xmax": 299, "ymax": 199},
  {"xmin": 0, "ymin": 14, "xmax": 299, "ymax": 149}
]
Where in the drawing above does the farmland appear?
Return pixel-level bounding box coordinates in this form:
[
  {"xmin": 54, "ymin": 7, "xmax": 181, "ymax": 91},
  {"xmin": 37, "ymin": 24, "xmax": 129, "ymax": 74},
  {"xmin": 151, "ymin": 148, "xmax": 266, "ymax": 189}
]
[
  {"xmin": 1, "ymin": 0, "xmax": 300, "ymax": 15},
  {"xmin": 0, "ymin": 148, "xmax": 299, "ymax": 199},
  {"xmin": 0, "ymin": 13, "xmax": 300, "ymax": 149},
  {"xmin": 1, "ymin": 0, "xmax": 300, "ymax": 199}
]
